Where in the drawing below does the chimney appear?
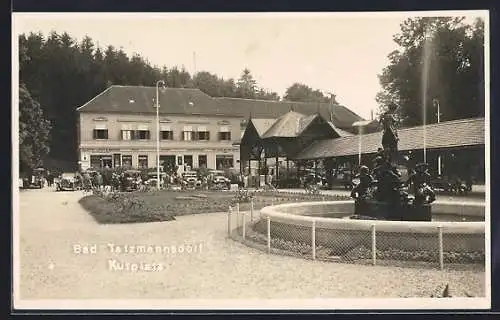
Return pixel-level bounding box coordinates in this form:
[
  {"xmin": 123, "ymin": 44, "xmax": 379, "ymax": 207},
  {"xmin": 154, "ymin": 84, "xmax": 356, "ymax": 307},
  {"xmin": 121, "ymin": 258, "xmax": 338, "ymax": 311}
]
[{"xmin": 371, "ymin": 109, "xmax": 374, "ymax": 121}]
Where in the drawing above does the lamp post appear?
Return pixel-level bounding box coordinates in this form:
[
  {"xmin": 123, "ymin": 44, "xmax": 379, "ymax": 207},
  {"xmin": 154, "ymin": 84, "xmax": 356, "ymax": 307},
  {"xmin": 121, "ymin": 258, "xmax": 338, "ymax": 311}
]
[
  {"xmin": 156, "ymin": 80, "xmax": 166, "ymax": 190},
  {"xmin": 433, "ymin": 98, "xmax": 441, "ymax": 175}
]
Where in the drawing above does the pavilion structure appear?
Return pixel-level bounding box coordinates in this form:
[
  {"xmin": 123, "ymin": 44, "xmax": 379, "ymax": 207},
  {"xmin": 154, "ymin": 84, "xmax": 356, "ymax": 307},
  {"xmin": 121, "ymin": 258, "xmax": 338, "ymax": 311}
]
[
  {"xmin": 240, "ymin": 110, "xmax": 351, "ymax": 187},
  {"xmin": 294, "ymin": 117, "xmax": 486, "ymax": 183}
]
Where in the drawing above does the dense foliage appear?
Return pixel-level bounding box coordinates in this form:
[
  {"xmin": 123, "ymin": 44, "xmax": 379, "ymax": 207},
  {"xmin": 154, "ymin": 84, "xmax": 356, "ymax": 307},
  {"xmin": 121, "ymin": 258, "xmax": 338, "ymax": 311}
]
[
  {"xmin": 19, "ymin": 83, "xmax": 51, "ymax": 173},
  {"xmin": 376, "ymin": 17, "xmax": 485, "ymax": 127},
  {"xmin": 19, "ymin": 32, "xmax": 336, "ymax": 168}
]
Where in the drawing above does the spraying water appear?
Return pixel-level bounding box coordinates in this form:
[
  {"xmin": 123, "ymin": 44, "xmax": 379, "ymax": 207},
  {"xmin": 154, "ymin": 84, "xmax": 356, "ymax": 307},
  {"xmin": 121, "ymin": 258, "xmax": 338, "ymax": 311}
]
[{"xmin": 421, "ymin": 24, "xmax": 434, "ymax": 163}]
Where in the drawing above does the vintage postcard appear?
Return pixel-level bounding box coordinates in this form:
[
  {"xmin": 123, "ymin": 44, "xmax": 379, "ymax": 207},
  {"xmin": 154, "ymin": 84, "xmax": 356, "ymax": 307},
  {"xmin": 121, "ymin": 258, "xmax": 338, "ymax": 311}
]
[{"xmin": 12, "ymin": 11, "xmax": 490, "ymax": 310}]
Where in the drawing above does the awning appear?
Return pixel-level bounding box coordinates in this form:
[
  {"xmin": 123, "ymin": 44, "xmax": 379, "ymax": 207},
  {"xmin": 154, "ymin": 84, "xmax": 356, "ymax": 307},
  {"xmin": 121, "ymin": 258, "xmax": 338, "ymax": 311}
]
[
  {"xmin": 94, "ymin": 124, "xmax": 107, "ymax": 130},
  {"xmin": 160, "ymin": 125, "xmax": 171, "ymax": 131},
  {"xmin": 219, "ymin": 126, "xmax": 230, "ymax": 132},
  {"xmin": 137, "ymin": 124, "xmax": 149, "ymax": 131},
  {"xmin": 197, "ymin": 126, "xmax": 207, "ymax": 132}
]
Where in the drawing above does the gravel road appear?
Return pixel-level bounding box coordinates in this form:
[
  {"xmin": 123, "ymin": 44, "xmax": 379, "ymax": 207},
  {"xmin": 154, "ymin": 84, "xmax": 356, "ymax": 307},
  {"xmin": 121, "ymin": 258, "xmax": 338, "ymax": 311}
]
[{"xmin": 17, "ymin": 188, "xmax": 485, "ymax": 302}]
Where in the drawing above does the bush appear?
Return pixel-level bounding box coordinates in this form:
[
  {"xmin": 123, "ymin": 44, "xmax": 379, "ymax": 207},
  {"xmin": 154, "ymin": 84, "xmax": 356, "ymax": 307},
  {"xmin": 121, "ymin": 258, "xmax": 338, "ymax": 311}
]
[{"xmin": 79, "ymin": 194, "xmax": 175, "ymax": 224}]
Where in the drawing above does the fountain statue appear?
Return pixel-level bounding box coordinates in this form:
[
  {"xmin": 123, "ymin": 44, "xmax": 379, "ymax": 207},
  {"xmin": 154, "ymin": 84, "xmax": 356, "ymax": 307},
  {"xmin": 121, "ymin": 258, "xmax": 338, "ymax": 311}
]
[{"xmin": 350, "ymin": 104, "xmax": 436, "ymax": 222}]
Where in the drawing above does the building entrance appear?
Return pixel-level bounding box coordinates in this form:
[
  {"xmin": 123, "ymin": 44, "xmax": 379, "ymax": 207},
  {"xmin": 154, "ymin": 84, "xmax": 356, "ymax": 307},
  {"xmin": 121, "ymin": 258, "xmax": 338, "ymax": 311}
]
[{"xmin": 160, "ymin": 155, "xmax": 177, "ymax": 174}]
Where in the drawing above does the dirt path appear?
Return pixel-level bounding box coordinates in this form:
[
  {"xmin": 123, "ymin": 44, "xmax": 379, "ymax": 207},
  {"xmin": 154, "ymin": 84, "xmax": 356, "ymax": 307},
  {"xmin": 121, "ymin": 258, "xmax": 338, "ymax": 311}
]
[{"xmin": 17, "ymin": 188, "xmax": 485, "ymax": 302}]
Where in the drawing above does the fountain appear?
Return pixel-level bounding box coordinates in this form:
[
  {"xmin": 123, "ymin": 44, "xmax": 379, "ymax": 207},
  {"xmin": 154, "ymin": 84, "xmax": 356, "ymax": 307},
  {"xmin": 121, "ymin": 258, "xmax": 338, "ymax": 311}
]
[{"xmin": 350, "ymin": 103, "xmax": 436, "ymax": 222}]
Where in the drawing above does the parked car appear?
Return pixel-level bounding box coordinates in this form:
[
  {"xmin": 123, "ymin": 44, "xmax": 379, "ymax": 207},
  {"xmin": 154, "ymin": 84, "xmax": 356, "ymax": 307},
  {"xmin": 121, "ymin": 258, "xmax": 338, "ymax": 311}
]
[
  {"xmin": 146, "ymin": 171, "xmax": 166, "ymax": 189},
  {"xmin": 332, "ymin": 169, "xmax": 355, "ymax": 190},
  {"xmin": 56, "ymin": 172, "xmax": 78, "ymax": 191},
  {"xmin": 430, "ymin": 175, "xmax": 454, "ymax": 193},
  {"xmin": 213, "ymin": 175, "xmax": 230, "ymax": 184},
  {"xmin": 183, "ymin": 171, "xmax": 200, "ymax": 189},
  {"xmin": 122, "ymin": 169, "xmax": 142, "ymax": 191}
]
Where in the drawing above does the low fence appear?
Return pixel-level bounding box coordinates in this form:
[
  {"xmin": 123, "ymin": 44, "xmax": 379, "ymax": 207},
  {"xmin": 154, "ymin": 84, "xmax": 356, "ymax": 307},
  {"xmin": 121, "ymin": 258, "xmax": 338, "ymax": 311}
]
[{"xmin": 227, "ymin": 200, "xmax": 485, "ymax": 269}]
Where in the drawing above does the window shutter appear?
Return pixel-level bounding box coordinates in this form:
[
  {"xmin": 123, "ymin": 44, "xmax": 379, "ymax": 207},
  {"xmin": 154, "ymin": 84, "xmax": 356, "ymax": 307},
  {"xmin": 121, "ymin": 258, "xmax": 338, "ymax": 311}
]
[
  {"xmin": 93, "ymin": 129, "xmax": 97, "ymax": 139},
  {"xmin": 104, "ymin": 130, "xmax": 109, "ymax": 139}
]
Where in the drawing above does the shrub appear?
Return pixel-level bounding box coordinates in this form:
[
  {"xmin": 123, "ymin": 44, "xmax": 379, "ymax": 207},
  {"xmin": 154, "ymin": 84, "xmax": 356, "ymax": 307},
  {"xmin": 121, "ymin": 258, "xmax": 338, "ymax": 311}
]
[{"xmin": 79, "ymin": 194, "xmax": 175, "ymax": 224}]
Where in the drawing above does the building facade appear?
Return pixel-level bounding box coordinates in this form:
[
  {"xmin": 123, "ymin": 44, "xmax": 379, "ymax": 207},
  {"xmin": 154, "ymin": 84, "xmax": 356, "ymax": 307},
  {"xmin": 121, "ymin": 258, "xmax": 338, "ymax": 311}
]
[
  {"xmin": 78, "ymin": 112, "xmax": 242, "ymax": 171},
  {"xmin": 76, "ymin": 85, "xmax": 364, "ymax": 172}
]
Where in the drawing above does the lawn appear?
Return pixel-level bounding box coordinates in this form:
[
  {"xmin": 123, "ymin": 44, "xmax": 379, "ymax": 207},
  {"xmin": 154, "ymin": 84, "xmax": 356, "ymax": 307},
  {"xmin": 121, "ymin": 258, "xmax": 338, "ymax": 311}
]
[{"xmin": 79, "ymin": 189, "xmax": 349, "ymax": 224}]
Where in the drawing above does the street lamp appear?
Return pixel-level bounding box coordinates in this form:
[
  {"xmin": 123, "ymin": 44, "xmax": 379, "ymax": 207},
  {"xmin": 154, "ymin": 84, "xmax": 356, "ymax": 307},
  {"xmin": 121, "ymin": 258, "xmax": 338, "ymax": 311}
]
[
  {"xmin": 433, "ymin": 98, "xmax": 441, "ymax": 175},
  {"xmin": 156, "ymin": 80, "xmax": 166, "ymax": 190}
]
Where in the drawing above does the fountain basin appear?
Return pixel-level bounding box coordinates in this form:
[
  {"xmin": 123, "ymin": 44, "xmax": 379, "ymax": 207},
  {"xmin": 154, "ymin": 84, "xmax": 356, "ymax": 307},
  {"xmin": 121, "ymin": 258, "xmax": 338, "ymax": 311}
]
[{"xmin": 255, "ymin": 200, "xmax": 485, "ymax": 255}]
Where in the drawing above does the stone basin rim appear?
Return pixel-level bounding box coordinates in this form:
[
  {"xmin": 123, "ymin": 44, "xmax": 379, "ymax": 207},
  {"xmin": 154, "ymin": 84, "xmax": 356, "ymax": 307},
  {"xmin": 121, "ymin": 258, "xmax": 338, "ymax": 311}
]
[{"xmin": 259, "ymin": 200, "xmax": 485, "ymax": 233}]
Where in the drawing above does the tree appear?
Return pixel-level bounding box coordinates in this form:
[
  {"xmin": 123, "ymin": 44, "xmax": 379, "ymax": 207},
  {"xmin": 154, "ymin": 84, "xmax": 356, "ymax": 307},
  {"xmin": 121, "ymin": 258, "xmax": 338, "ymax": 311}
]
[
  {"xmin": 193, "ymin": 71, "xmax": 222, "ymax": 96},
  {"xmin": 236, "ymin": 68, "xmax": 257, "ymax": 99},
  {"xmin": 376, "ymin": 17, "xmax": 485, "ymax": 127},
  {"xmin": 255, "ymin": 88, "xmax": 280, "ymax": 101},
  {"xmin": 284, "ymin": 83, "xmax": 336, "ymax": 103},
  {"xmin": 19, "ymin": 83, "xmax": 52, "ymax": 173}
]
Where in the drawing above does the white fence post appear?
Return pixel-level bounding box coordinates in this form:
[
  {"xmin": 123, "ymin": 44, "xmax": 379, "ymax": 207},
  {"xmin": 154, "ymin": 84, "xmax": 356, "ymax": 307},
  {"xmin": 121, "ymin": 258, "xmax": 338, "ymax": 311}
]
[
  {"xmin": 371, "ymin": 224, "xmax": 377, "ymax": 266},
  {"xmin": 236, "ymin": 203, "xmax": 240, "ymax": 228},
  {"xmin": 312, "ymin": 220, "xmax": 316, "ymax": 260},
  {"xmin": 227, "ymin": 206, "xmax": 232, "ymax": 237},
  {"xmin": 242, "ymin": 211, "xmax": 246, "ymax": 241},
  {"xmin": 438, "ymin": 226, "xmax": 444, "ymax": 270},
  {"xmin": 250, "ymin": 198, "xmax": 254, "ymax": 222},
  {"xmin": 267, "ymin": 216, "xmax": 271, "ymax": 253}
]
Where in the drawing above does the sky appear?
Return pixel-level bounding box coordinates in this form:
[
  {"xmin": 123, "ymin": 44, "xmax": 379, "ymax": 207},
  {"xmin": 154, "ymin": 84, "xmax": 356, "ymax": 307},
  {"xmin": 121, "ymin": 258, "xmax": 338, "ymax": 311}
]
[{"xmin": 13, "ymin": 12, "xmax": 486, "ymax": 120}]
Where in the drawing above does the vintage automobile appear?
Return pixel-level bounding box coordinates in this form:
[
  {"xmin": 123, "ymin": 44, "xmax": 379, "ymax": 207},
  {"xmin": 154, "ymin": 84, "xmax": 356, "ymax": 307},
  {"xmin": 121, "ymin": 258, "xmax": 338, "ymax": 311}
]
[
  {"xmin": 56, "ymin": 172, "xmax": 78, "ymax": 191},
  {"xmin": 331, "ymin": 168, "xmax": 355, "ymax": 190},
  {"xmin": 145, "ymin": 171, "xmax": 166, "ymax": 189},
  {"xmin": 430, "ymin": 175, "xmax": 469, "ymax": 195},
  {"xmin": 22, "ymin": 167, "xmax": 46, "ymax": 189},
  {"xmin": 212, "ymin": 175, "xmax": 230, "ymax": 190},
  {"xmin": 123, "ymin": 169, "xmax": 142, "ymax": 192},
  {"xmin": 183, "ymin": 171, "xmax": 200, "ymax": 189}
]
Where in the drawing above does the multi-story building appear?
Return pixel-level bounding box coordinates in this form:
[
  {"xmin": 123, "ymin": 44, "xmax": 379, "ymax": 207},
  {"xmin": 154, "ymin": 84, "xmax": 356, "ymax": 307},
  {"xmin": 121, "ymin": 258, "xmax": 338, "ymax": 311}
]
[{"xmin": 76, "ymin": 85, "xmax": 363, "ymax": 172}]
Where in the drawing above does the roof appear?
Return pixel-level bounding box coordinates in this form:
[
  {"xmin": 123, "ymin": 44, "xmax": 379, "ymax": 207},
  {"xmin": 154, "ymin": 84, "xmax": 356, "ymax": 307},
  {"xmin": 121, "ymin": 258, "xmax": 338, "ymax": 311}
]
[
  {"xmin": 295, "ymin": 118, "xmax": 485, "ymax": 160},
  {"xmin": 214, "ymin": 97, "xmax": 363, "ymax": 128},
  {"xmin": 327, "ymin": 121, "xmax": 354, "ymax": 137},
  {"xmin": 251, "ymin": 118, "xmax": 276, "ymax": 137},
  {"xmin": 77, "ymin": 85, "xmax": 244, "ymax": 117},
  {"xmin": 261, "ymin": 111, "xmax": 315, "ymax": 138},
  {"xmin": 77, "ymin": 86, "xmax": 364, "ymax": 127}
]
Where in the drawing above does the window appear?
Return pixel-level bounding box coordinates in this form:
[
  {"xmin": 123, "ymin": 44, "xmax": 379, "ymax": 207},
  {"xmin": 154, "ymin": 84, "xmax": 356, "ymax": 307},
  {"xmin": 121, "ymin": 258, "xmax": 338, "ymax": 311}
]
[
  {"xmin": 93, "ymin": 129, "xmax": 108, "ymax": 140},
  {"xmin": 182, "ymin": 126, "xmax": 193, "ymax": 141},
  {"xmin": 161, "ymin": 131, "xmax": 174, "ymax": 140},
  {"xmin": 136, "ymin": 130, "xmax": 150, "ymax": 140},
  {"xmin": 182, "ymin": 131, "xmax": 194, "ymax": 141},
  {"xmin": 121, "ymin": 130, "xmax": 134, "ymax": 140},
  {"xmin": 198, "ymin": 155, "xmax": 207, "ymax": 168},
  {"xmin": 196, "ymin": 131, "xmax": 210, "ymax": 141},
  {"xmin": 218, "ymin": 132, "xmax": 231, "ymax": 141},
  {"xmin": 218, "ymin": 126, "xmax": 231, "ymax": 141},
  {"xmin": 138, "ymin": 155, "xmax": 148, "ymax": 168},
  {"xmin": 90, "ymin": 155, "xmax": 112, "ymax": 168},
  {"xmin": 216, "ymin": 155, "xmax": 234, "ymax": 170},
  {"xmin": 122, "ymin": 155, "xmax": 132, "ymax": 168},
  {"xmin": 195, "ymin": 126, "xmax": 210, "ymax": 141}
]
